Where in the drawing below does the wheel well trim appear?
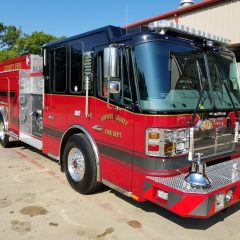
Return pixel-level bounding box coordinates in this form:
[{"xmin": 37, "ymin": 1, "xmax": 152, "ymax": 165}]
[{"xmin": 60, "ymin": 125, "xmax": 100, "ymax": 181}]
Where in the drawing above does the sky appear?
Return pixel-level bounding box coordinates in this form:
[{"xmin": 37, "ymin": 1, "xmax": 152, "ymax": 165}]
[{"xmin": 1, "ymin": 0, "xmax": 202, "ymax": 38}]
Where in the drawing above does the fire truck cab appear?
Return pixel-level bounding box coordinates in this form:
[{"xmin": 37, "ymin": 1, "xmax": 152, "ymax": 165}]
[{"xmin": 1, "ymin": 20, "xmax": 240, "ymax": 218}]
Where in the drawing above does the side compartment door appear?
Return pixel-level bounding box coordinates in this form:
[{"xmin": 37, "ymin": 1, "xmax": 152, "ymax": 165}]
[
  {"xmin": 93, "ymin": 47, "xmax": 134, "ymax": 192},
  {"xmin": 7, "ymin": 72, "xmax": 19, "ymax": 136}
]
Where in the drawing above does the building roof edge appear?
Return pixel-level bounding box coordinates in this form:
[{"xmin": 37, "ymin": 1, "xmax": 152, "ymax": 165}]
[{"xmin": 125, "ymin": 0, "xmax": 226, "ymax": 28}]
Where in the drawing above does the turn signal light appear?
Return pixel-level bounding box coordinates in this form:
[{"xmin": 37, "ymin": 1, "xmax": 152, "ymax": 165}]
[{"xmin": 149, "ymin": 132, "xmax": 160, "ymax": 139}]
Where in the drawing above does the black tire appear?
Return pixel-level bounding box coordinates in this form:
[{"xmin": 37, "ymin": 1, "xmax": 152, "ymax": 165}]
[
  {"xmin": 0, "ymin": 117, "xmax": 10, "ymax": 148},
  {"xmin": 63, "ymin": 133, "xmax": 101, "ymax": 194}
]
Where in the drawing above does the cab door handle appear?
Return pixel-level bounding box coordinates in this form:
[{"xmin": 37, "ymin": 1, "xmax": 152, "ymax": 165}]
[{"xmin": 92, "ymin": 125, "xmax": 103, "ymax": 132}]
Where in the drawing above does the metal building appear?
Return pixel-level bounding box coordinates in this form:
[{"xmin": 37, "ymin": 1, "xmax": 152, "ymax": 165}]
[{"xmin": 127, "ymin": 0, "xmax": 240, "ymax": 61}]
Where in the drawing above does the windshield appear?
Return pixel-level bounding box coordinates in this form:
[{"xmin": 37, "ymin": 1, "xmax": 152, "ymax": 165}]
[
  {"xmin": 207, "ymin": 51, "xmax": 240, "ymax": 109},
  {"xmin": 133, "ymin": 41, "xmax": 240, "ymax": 111}
]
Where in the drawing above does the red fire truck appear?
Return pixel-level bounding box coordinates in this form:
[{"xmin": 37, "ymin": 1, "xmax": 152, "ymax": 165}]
[{"xmin": 0, "ymin": 20, "xmax": 240, "ymax": 218}]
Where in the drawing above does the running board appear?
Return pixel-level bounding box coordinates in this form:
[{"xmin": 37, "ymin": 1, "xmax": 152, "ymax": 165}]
[
  {"xmin": 102, "ymin": 179, "xmax": 132, "ymax": 197},
  {"xmin": 19, "ymin": 133, "xmax": 42, "ymax": 150}
]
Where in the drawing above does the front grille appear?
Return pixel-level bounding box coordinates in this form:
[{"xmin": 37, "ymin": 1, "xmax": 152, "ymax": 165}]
[{"xmin": 192, "ymin": 127, "xmax": 235, "ymax": 160}]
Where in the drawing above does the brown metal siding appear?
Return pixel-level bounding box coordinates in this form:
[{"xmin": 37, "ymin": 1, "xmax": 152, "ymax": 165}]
[{"xmin": 178, "ymin": 0, "xmax": 240, "ymax": 44}]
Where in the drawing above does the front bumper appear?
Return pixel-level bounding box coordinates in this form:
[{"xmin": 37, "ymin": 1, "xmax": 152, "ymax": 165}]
[{"xmin": 144, "ymin": 158, "xmax": 240, "ymax": 218}]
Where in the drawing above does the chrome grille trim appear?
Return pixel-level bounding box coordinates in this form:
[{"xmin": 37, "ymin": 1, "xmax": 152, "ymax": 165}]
[{"xmin": 189, "ymin": 127, "xmax": 236, "ymax": 161}]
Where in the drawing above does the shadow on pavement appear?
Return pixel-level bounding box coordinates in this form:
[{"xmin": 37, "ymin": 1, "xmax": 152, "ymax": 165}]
[{"xmin": 110, "ymin": 190, "xmax": 240, "ymax": 230}]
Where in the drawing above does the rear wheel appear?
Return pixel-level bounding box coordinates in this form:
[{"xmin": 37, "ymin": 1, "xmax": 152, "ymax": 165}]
[
  {"xmin": 0, "ymin": 117, "xmax": 10, "ymax": 148},
  {"xmin": 63, "ymin": 133, "xmax": 100, "ymax": 194}
]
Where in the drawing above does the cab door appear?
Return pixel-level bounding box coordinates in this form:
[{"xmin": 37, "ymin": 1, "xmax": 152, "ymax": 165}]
[
  {"xmin": 43, "ymin": 46, "xmax": 67, "ymax": 157},
  {"xmin": 93, "ymin": 47, "xmax": 134, "ymax": 192}
]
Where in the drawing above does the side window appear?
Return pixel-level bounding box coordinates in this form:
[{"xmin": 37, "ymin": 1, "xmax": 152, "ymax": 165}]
[
  {"xmin": 49, "ymin": 50, "xmax": 54, "ymax": 93},
  {"xmin": 70, "ymin": 42, "xmax": 83, "ymax": 93},
  {"xmin": 122, "ymin": 50, "xmax": 132, "ymax": 105},
  {"xmin": 97, "ymin": 48, "xmax": 132, "ymax": 105},
  {"xmin": 50, "ymin": 47, "xmax": 67, "ymax": 93}
]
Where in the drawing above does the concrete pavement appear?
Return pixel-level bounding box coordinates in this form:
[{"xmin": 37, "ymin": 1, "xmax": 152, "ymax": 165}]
[{"xmin": 1, "ymin": 143, "xmax": 240, "ymax": 240}]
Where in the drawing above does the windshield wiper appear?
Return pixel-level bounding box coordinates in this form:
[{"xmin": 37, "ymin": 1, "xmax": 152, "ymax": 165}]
[
  {"xmin": 189, "ymin": 60, "xmax": 206, "ymax": 126},
  {"xmin": 204, "ymin": 53, "xmax": 215, "ymax": 109}
]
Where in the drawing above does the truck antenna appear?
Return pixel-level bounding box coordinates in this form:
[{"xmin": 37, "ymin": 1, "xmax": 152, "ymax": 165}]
[{"xmin": 125, "ymin": 4, "xmax": 128, "ymax": 34}]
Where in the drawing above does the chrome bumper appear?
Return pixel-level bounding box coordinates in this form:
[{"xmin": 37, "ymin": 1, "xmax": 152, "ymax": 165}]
[{"xmin": 147, "ymin": 158, "xmax": 240, "ymax": 194}]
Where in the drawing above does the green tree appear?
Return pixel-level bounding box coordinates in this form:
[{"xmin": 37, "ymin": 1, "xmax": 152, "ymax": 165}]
[
  {"xmin": 17, "ymin": 31, "xmax": 62, "ymax": 56},
  {"xmin": 0, "ymin": 23, "xmax": 4, "ymax": 33},
  {"xmin": 0, "ymin": 23, "xmax": 21, "ymax": 61},
  {"xmin": 0, "ymin": 22, "xmax": 64, "ymax": 61},
  {"xmin": 0, "ymin": 23, "xmax": 22, "ymax": 50},
  {"xmin": 0, "ymin": 49, "xmax": 18, "ymax": 62}
]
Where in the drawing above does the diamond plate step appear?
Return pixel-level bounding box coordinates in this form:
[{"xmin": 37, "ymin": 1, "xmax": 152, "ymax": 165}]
[{"xmin": 147, "ymin": 158, "xmax": 240, "ymax": 194}]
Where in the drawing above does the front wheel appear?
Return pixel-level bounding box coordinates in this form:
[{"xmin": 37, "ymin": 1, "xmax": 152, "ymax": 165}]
[
  {"xmin": 63, "ymin": 133, "xmax": 101, "ymax": 194},
  {"xmin": 0, "ymin": 118, "xmax": 10, "ymax": 148}
]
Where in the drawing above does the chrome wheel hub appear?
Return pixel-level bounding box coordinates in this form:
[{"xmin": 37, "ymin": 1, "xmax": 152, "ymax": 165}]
[
  {"xmin": 0, "ymin": 121, "xmax": 5, "ymax": 141},
  {"xmin": 68, "ymin": 148, "xmax": 85, "ymax": 182}
]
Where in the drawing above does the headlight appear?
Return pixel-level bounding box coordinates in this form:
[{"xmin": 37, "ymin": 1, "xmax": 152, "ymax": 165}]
[
  {"xmin": 146, "ymin": 128, "xmax": 190, "ymax": 157},
  {"xmin": 164, "ymin": 130, "xmax": 175, "ymax": 141}
]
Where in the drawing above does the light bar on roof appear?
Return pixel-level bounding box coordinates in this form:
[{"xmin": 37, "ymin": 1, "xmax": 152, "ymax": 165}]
[{"xmin": 148, "ymin": 20, "xmax": 231, "ymax": 45}]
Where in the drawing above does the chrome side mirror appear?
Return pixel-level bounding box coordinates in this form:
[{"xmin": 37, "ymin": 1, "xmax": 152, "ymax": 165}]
[
  {"xmin": 104, "ymin": 45, "xmax": 119, "ymax": 78},
  {"xmin": 109, "ymin": 81, "xmax": 121, "ymax": 94}
]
